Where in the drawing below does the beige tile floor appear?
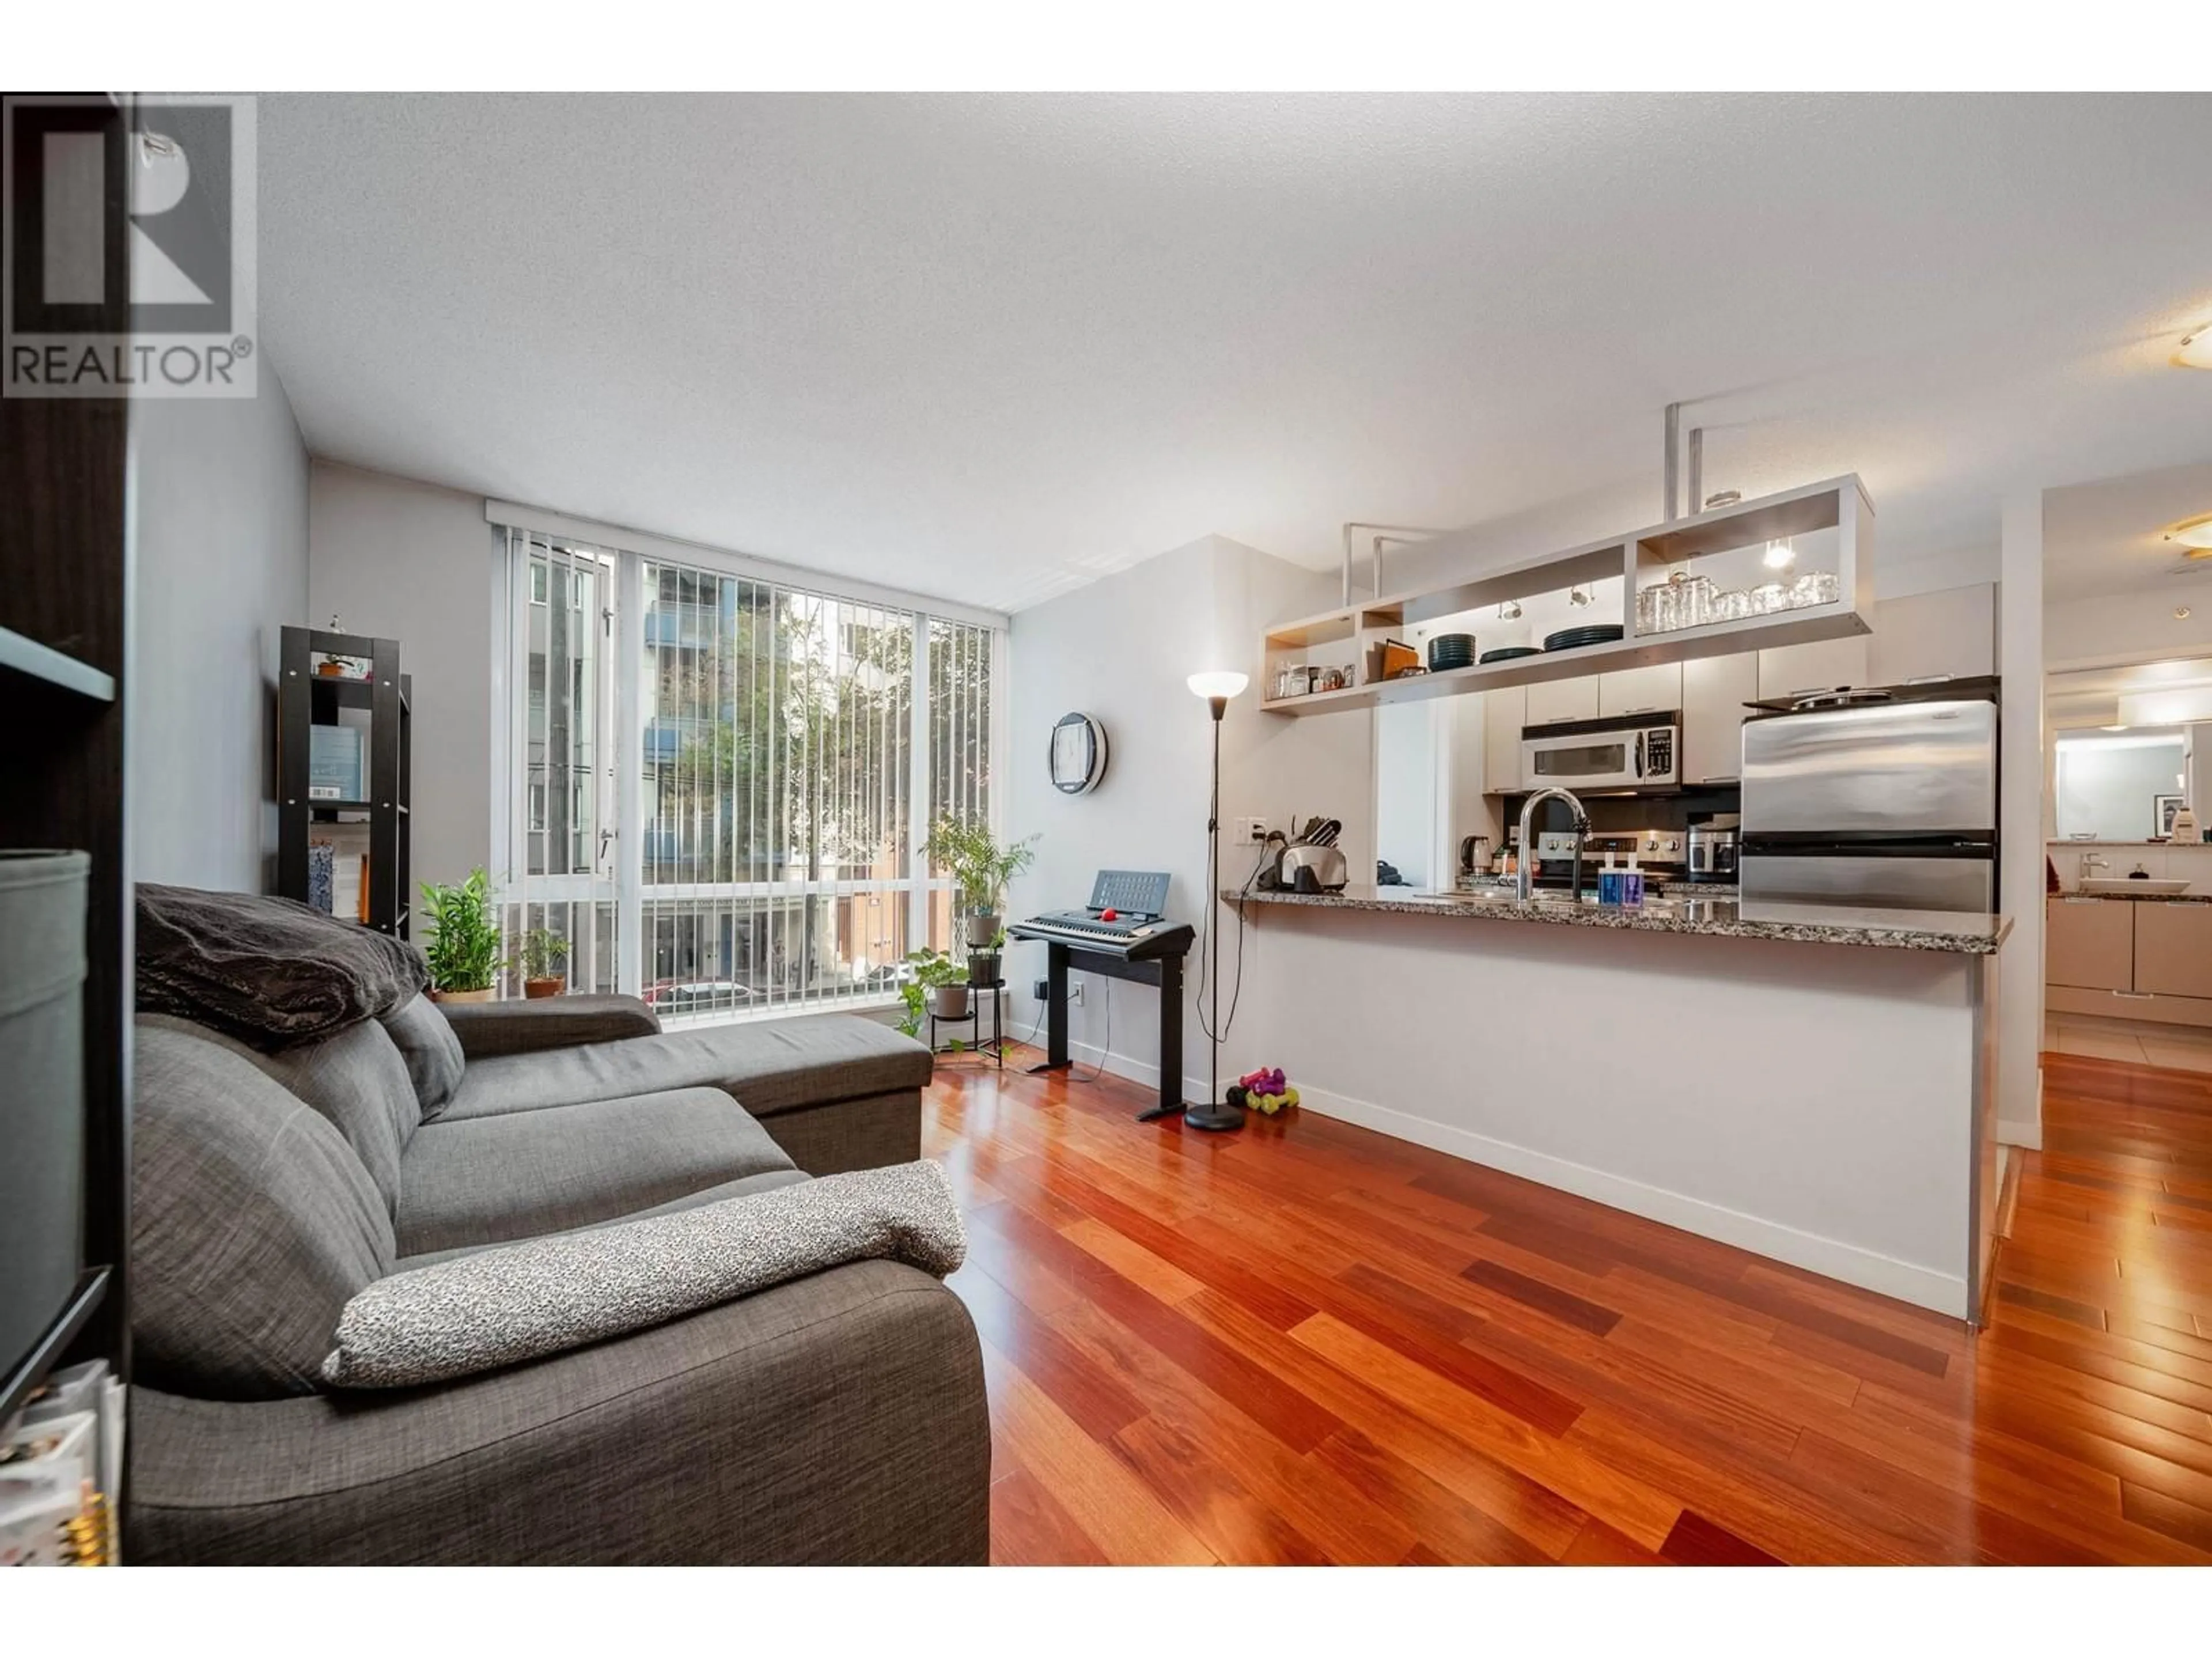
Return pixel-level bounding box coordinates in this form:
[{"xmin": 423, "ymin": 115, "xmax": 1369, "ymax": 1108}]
[{"xmin": 2042, "ymin": 1012, "xmax": 2212, "ymax": 1073}]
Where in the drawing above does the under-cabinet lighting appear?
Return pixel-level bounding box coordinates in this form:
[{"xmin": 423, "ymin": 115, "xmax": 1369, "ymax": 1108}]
[{"xmin": 1763, "ymin": 539, "xmax": 1796, "ymax": 571}]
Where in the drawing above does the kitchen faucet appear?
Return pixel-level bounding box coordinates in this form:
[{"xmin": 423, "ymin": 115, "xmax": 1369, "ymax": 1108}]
[{"xmin": 1517, "ymin": 786, "xmax": 1592, "ymax": 902}]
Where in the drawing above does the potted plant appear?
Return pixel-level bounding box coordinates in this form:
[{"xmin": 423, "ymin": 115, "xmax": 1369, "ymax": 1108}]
[
  {"xmin": 968, "ymin": 927, "xmax": 1006, "ymax": 987},
  {"xmin": 509, "ymin": 927, "xmax": 570, "ymax": 999},
  {"xmin": 419, "ymin": 868, "xmax": 502, "ymax": 1003},
  {"xmin": 897, "ymin": 947, "xmax": 971, "ymax": 1037},
  {"xmin": 925, "ymin": 818, "xmax": 1038, "ymax": 949}
]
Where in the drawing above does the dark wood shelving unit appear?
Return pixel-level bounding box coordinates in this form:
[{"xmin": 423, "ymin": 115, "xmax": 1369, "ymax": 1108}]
[
  {"xmin": 0, "ymin": 90, "xmax": 133, "ymax": 1509},
  {"xmin": 276, "ymin": 628, "xmax": 411, "ymax": 938}
]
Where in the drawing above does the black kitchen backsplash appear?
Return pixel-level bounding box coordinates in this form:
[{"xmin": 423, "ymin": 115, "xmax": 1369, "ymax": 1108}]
[{"xmin": 1505, "ymin": 787, "xmax": 1741, "ymax": 839}]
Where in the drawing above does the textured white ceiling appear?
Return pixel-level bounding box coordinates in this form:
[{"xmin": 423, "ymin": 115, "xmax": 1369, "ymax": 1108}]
[
  {"xmin": 256, "ymin": 92, "xmax": 2212, "ymax": 612},
  {"xmin": 2044, "ymin": 459, "xmax": 2212, "ymax": 603}
]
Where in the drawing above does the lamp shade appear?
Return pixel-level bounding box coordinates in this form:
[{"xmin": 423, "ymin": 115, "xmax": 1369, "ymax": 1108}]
[{"xmin": 1187, "ymin": 671, "xmax": 1248, "ymax": 702}]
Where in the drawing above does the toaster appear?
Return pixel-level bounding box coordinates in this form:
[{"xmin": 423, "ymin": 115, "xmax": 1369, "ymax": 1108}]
[{"xmin": 1277, "ymin": 844, "xmax": 1349, "ymax": 893}]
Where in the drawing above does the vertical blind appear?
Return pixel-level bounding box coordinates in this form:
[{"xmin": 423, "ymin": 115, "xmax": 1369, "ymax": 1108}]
[{"xmin": 498, "ymin": 531, "xmax": 998, "ymax": 1022}]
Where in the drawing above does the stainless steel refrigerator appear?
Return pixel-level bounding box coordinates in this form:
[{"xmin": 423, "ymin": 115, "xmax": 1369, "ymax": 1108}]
[{"xmin": 1738, "ymin": 680, "xmax": 1999, "ymax": 912}]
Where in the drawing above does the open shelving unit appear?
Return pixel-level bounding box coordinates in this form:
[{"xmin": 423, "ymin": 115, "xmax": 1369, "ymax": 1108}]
[
  {"xmin": 276, "ymin": 628, "xmax": 413, "ymax": 938},
  {"xmin": 1260, "ymin": 474, "xmax": 1874, "ymax": 715}
]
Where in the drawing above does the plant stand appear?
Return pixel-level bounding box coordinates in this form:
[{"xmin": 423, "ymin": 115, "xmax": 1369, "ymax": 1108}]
[{"xmin": 927, "ymin": 978, "xmax": 1006, "ymax": 1069}]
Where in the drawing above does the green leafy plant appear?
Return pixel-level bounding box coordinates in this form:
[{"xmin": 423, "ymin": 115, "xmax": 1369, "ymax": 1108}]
[
  {"xmin": 924, "ymin": 819, "xmax": 1038, "ymax": 916},
  {"xmin": 419, "ymin": 868, "xmax": 502, "ymax": 993},
  {"xmin": 508, "ymin": 927, "xmax": 570, "ymax": 982},
  {"xmin": 897, "ymin": 947, "xmax": 969, "ymax": 1037}
]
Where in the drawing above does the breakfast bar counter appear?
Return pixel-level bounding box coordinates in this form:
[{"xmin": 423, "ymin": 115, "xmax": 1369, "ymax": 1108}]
[
  {"xmin": 1217, "ymin": 883, "xmax": 2010, "ymax": 1321},
  {"xmin": 1226, "ymin": 884, "xmax": 2011, "ymax": 954}
]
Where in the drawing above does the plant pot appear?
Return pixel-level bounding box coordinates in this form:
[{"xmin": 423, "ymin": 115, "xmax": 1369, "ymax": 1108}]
[
  {"xmin": 967, "ymin": 950, "xmax": 1000, "ymax": 987},
  {"xmin": 523, "ymin": 977, "xmax": 565, "ymax": 1000},
  {"xmin": 927, "ymin": 983, "xmax": 972, "ymax": 1020},
  {"xmin": 430, "ymin": 987, "xmax": 497, "ymax": 1005},
  {"xmin": 964, "ymin": 911, "xmax": 1000, "ymax": 949}
]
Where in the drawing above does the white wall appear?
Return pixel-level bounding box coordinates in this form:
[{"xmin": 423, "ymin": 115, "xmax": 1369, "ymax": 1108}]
[
  {"xmin": 1003, "ymin": 533, "xmax": 1355, "ymax": 1097},
  {"xmin": 131, "ymin": 370, "xmax": 310, "ymax": 891},
  {"xmin": 1374, "ymin": 700, "xmax": 1436, "ymax": 888},
  {"xmin": 308, "ymin": 461, "xmax": 497, "ymax": 891},
  {"xmin": 1997, "ymin": 492, "xmax": 2046, "ymax": 1149}
]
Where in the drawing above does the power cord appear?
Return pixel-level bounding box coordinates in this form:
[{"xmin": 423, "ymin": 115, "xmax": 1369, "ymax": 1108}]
[
  {"xmin": 1194, "ymin": 839, "xmax": 1274, "ymax": 1051},
  {"xmin": 1068, "ymin": 976, "xmax": 1113, "ymax": 1084}
]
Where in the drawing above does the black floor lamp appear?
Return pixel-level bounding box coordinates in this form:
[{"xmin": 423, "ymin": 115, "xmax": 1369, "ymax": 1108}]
[{"xmin": 1184, "ymin": 669, "xmax": 1248, "ymax": 1132}]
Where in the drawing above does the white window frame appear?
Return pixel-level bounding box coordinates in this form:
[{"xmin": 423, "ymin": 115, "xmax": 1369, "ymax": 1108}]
[{"xmin": 490, "ymin": 501, "xmax": 1009, "ymax": 1018}]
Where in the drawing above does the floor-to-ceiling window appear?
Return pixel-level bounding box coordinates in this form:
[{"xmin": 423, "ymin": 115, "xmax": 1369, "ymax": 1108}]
[{"xmin": 495, "ymin": 525, "xmax": 1001, "ymax": 1021}]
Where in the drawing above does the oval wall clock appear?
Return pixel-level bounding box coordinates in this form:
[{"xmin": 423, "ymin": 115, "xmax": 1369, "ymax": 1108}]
[{"xmin": 1049, "ymin": 711, "xmax": 1109, "ymax": 796}]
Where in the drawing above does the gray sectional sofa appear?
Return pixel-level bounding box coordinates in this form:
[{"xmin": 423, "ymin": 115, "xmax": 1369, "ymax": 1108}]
[{"xmin": 126, "ymin": 989, "xmax": 991, "ymax": 1565}]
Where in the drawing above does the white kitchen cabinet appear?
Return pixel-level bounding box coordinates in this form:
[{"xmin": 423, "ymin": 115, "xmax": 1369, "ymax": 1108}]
[
  {"xmin": 2134, "ymin": 901, "xmax": 2212, "ymax": 1000},
  {"xmin": 1483, "ymin": 685, "xmax": 1525, "ymax": 793},
  {"xmin": 1523, "ymin": 676, "xmax": 1599, "ymax": 728},
  {"xmin": 1681, "ymin": 653, "xmax": 1760, "ymax": 784},
  {"xmin": 1868, "ymin": 585, "xmax": 1995, "ymax": 686},
  {"xmin": 1597, "ymin": 662, "xmax": 1683, "ymax": 719},
  {"xmin": 1758, "ymin": 635, "xmax": 1870, "ymax": 702},
  {"xmin": 2046, "ymin": 896, "xmax": 2135, "ymax": 992}
]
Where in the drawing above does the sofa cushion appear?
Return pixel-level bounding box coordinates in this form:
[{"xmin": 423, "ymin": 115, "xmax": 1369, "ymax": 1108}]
[
  {"xmin": 140, "ymin": 1012, "xmax": 418, "ymax": 1218},
  {"xmin": 441, "ymin": 1014, "xmax": 930, "ymax": 1123},
  {"xmin": 436, "ymin": 994, "xmax": 660, "ymax": 1060},
  {"xmin": 133, "ymin": 1018, "xmax": 395, "ymax": 1400},
  {"xmin": 394, "ymin": 1169, "xmax": 812, "ymax": 1271},
  {"xmin": 395, "ymin": 1088, "xmax": 798, "ymax": 1257},
  {"xmin": 136, "ymin": 882, "xmax": 427, "ymax": 1050},
  {"xmin": 380, "ymin": 994, "xmax": 467, "ymax": 1119},
  {"xmin": 325, "ymin": 1161, "xmax": 966, "ymax": 1389}
]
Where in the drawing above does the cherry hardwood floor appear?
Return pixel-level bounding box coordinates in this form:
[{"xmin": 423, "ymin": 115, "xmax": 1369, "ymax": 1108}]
[{"xmin": 921, "ymin": 1043, "xmax": 2212, "ymax": 1565}]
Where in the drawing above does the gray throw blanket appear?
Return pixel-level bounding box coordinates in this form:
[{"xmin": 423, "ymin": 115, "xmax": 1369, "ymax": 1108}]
[
  {"xmin": 137, "ymin": 882, "xmax": 429, "ymax": 1050},
  {"xmin": 322, "ymin": 1161, "xmax": 967, "ymax": 1389}
]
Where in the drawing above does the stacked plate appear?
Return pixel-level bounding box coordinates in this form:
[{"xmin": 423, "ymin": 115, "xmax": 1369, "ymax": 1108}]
[
  {"xmin": 1479, "ymin": 646, "xmax": 1541, "ymax": 665},
  {"xmin": 1426, "ymin": 632, "xmax": 1476, "ymax": 672},
  {"xmin": 1543, "ymin": 624, "xmax": 1626, "ymax": 653}
]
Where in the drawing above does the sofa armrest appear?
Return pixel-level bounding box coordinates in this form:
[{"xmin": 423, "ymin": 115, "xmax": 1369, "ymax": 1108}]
[
  {"xmin": 127, "ymin": 1259, "xmax": 989, "ymax": 1565},
  {"xmin": 437, "ymin": 993, "xmax": 660, "ymax": 1059}
]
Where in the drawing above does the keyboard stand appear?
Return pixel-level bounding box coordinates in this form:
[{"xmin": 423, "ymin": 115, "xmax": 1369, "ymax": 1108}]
[{"xmin": 1028, "ymin": 940, "xmax": 1186, "ymax": 1122}]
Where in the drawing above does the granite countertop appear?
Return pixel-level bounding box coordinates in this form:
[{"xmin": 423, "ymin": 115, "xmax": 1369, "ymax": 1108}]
[
  {"xmin": 1227, "ymin": 883, "xmax": 2012, "ymax": 955},
  {"xmin": 2055, "ymin": 889, "xmax": 2212, "ymax": 902}
]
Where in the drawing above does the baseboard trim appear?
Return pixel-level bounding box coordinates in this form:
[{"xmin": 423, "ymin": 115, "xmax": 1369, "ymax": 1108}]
[
  {"xmin": 1055, "ymin": 1035, "xmax": 1211, "ymax": 1111},
  {"xmin": 1997, "ymin": 1116, "xmax": 2044, "ymax": 1150},
  {"xmin": 1294, "ymin": 1083, "xmax": 1968, "ymax": 1318}
]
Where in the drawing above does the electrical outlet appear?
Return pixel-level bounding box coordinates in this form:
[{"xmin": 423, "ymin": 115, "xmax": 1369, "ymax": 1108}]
[
  {"xmin": 1069, "ymin": 980, "xmax": 1085, "ymax": 1006},
  {"xmin": 1031, "ymin": 978, "xmax": 1049, "ymax": 1001},
  {"xmin": 1238, "ymin": 816, "xmax": 1270, "ymax": 844}
]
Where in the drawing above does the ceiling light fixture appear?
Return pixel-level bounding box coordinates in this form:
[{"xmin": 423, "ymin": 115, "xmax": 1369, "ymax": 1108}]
[
  {"xmin": 2177, "ymin": 327, "xmax": 2212, "ymax": 370},
  {"xmin": 1763, "ymin": 539, "xmax": 1796, "ymax": 571},
  {"xmin": 2166, "ymin": 515, "xmax": 2212, "ymax": 552},
  {"xmin": 2177, "ymin": 607, "xmax": 2194, "ymax": 621}
]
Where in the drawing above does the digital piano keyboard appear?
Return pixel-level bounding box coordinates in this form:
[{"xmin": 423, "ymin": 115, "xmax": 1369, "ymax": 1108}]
[
  {"xmin": 1007, "ymin": 868, "xmax": 1193, "ymax": 961},
  {"xmin": 1006, "ymin": 911, "xmax": 1195, "ymax": 960}
]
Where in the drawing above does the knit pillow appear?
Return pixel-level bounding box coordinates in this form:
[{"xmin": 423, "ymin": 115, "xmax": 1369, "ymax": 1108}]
[{"xmin": 322, "ymin": 1161, "xmax": 965, "ymax": 1389}]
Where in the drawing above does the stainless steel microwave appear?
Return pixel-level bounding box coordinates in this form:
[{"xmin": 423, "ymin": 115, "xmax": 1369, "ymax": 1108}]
[{"xmin": 1520, "ymin": 715, "xmax": 1680, "ymax": 791}]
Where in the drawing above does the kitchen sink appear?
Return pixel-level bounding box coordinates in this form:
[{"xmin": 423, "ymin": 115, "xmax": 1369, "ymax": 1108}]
[{"xmin": 2078, "ymin": 878, "xmax": 2192, "ymax": 896}]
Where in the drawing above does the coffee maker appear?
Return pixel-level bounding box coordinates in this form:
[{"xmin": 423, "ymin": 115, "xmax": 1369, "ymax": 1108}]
[{"xmin": 1686, "ymin": 813, "xmax": 1740, "ymax": 884}]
